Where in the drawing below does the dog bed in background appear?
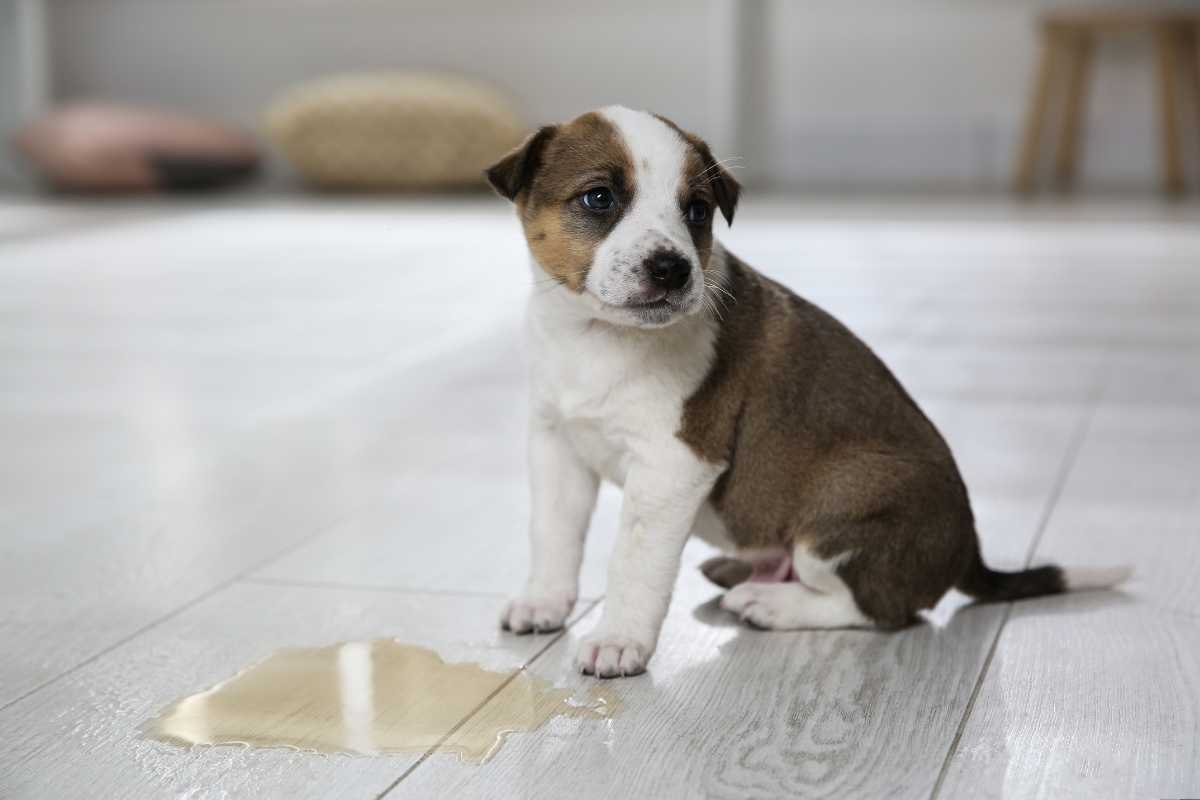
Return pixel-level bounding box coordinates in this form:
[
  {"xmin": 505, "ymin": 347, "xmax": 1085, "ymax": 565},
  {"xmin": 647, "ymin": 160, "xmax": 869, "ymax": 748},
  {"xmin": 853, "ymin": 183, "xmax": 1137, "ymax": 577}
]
[
  {"xmin": 265, "ymin": 73, "xmax": 525, "ymax": 190},
  {"xmin": 12, "ymin": 104, "xmax": 260, "ymax": 193}
]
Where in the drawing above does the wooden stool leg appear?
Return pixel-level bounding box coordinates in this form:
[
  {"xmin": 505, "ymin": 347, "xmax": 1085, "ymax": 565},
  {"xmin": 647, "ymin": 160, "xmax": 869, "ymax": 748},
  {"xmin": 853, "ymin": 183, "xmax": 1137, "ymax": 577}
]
[
  {"xmin": 1055, "ymin": 30, "xmax": 1094, "ymax": 189},
  {"xmin": 1014, "ymin": 27, "xmax": 1061, "ymax": 193},
  {"xmin": 1154, "ymin": 25, "xmax": 1185, "ymax": 195}
]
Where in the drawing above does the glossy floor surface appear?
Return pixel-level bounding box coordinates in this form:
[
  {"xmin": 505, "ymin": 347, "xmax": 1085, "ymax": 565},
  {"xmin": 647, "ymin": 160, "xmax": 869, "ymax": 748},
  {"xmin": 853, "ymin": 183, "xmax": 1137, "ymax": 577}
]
[{"xmin": 1, "ymin": 195, "xmax": 1197, "ymax": 799}]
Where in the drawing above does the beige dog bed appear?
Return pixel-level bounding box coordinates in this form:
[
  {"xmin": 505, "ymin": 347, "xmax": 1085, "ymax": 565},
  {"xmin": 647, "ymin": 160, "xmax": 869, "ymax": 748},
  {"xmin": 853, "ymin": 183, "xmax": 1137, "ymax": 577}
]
[{"xmin": 266, "ymin": 73, "xmax": 525, "ymax": 190}]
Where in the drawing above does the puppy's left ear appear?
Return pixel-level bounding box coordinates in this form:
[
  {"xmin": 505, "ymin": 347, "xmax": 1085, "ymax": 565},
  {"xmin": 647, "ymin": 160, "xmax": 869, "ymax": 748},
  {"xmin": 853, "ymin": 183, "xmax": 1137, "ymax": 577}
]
[
  {"xmin": 485, "ymin": 125, "xmax": 557, "ymax": 201},
  {"xmin": 692, "ymin": 138, "xmax": 741, "ymax": 226}
]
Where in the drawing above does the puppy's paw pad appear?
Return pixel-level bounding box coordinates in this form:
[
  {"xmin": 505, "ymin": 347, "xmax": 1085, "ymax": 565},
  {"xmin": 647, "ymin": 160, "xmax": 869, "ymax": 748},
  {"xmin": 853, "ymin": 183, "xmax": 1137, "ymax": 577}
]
[
  {"xmin": 500, "ymin": 593, "xmax": 575, "ymax": 634},
  {"xmin": 575, "ymin": 635, "xmax": 646, "ymax": 678}
]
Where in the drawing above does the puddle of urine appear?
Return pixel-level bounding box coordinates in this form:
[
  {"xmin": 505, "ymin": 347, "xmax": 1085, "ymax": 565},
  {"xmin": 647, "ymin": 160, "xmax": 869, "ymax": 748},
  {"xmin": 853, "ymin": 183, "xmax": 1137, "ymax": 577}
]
[{"xmin": 147, "ymin": 640, "xmax": 619, "ymax": 764}]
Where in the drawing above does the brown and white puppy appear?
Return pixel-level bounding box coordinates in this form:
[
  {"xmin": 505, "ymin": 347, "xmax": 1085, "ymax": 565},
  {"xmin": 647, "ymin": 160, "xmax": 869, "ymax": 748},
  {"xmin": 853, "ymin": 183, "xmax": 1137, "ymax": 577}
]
[{"xmin": 487, "ymin": 106, "xmax": 1130, "ymax": 678}]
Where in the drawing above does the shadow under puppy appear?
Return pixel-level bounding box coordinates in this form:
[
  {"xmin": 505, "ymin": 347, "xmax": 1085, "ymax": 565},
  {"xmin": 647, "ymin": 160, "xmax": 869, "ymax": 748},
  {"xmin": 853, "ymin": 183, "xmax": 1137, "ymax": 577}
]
[{"xmin": 487, "ymin": 106, "xmax": 1130, "ymax": 678}]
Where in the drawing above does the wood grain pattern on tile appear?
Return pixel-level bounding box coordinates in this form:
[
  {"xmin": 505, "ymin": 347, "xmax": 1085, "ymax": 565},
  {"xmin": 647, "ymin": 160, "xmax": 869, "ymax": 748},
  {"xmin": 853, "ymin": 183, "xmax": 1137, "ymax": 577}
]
[{"xmin": 396, "ymin": 568, "xmax": 1010, "ymax": 800}]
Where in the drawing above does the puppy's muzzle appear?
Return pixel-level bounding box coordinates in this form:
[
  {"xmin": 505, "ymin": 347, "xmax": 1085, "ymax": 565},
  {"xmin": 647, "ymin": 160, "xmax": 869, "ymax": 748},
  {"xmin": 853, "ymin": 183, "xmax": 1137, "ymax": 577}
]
[{"xmin": 643, "ymin": 249, "xmax": 692, "ymax": 292}]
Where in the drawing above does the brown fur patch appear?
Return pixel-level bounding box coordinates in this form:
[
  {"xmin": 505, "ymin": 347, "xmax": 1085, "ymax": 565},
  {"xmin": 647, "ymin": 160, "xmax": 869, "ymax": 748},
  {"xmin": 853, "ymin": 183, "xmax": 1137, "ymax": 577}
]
[
  {"xmin": 677, "ymin": 254, "xmax": 980, "ymax": 628},
  {"xmin": 522, "ymin": 205, "xmax": 601, "ymax": 292},
  {"xmin": 679, "ymin": 145, "xmax": 721, "ymax": 275},
  {"xmin": 486, "ymin": 112, "xmax": 635, "ymax": 293}
]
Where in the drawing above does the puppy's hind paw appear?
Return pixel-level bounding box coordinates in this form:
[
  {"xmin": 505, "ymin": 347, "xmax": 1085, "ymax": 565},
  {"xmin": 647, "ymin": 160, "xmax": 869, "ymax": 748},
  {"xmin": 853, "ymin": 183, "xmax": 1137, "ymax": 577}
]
[{"xmin": 720, "ymin": 582, "xmax": 783, "ymax": 630}]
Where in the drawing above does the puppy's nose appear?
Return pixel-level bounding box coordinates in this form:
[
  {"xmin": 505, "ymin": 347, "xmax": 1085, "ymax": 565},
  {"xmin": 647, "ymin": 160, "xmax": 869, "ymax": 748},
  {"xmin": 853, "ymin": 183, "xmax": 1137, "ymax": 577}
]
[{"xmin": 644, "ymin": 250, "xmax": 692, "ymax": 291}]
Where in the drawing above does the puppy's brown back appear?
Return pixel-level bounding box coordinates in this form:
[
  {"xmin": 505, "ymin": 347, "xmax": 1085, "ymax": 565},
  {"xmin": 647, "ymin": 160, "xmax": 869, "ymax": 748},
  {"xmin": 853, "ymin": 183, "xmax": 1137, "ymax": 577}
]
[{"xmin": 679, "ymin": 254, "xmax": 976, "ymax": 626}]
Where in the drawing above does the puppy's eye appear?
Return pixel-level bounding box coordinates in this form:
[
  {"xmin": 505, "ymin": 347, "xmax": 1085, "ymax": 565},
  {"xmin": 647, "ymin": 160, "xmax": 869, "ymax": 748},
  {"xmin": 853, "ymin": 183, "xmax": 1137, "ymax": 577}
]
[
  {"xmin": 580, "ymin": 187, "xmax": 615, "ymax": 212},
  {"xmin": 686, "ymin": 200, "xmax": 710, "ymax": 225}
]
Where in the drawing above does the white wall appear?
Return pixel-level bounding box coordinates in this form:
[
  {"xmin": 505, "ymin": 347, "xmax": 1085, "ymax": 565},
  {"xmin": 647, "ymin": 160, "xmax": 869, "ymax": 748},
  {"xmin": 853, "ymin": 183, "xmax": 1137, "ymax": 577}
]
[
  {"xmin": 41, "ymin": 0, "xmax": 1185, "ymax": 191},
  {"xmin": 46, "ymin": 0, "xmax": 732, "ymax": 155},
  {"xmin": 0, "ymin": 0, "xmax": 49, "ymax": 186},
  {"xmin": 763, "ymin": 0, "xmax": 1168, "ymax": 190}
]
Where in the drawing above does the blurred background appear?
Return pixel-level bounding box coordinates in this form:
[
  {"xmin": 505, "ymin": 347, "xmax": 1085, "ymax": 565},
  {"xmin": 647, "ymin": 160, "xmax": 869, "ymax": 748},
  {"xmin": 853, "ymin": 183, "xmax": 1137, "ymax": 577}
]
[
  {"xmin": 4, "ymin": 0, "xmax": 1200, "ymax": 196},
  {"xmin": 3, "ymin": 4, "xmax": 1200, "ymax": 798}
]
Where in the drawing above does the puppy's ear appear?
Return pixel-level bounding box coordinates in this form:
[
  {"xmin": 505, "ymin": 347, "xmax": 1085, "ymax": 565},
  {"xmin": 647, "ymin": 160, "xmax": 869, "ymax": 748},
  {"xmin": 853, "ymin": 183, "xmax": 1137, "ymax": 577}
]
[
  {"xmin": 484, "ymin": 125, "xmax": 557, "ymax": 201},
  {"xmin": 691, "ymin": 138, "xmax": 741, "ymax": 226}
]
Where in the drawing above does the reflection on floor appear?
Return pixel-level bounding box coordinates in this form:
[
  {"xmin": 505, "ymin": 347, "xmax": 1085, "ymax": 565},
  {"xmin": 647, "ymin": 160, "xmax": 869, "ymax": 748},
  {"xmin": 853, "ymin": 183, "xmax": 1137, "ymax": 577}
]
[{"xmin": 1, "ymin": 195, "xmax": 1197, "ymax": 799}]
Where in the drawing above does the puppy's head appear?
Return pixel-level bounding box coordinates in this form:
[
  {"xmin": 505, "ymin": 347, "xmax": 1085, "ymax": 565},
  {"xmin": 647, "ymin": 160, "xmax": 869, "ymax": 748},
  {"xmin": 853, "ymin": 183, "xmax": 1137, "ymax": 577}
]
[{"xmin": 486, "ymin": 106, "xmax": 740, "ymax": 329}]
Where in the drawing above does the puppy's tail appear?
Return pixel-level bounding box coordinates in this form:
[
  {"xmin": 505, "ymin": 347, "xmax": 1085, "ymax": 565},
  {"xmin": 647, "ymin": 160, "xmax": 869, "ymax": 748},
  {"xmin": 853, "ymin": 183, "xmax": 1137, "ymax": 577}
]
[{"xmin": 957, "ymin": 555, "xmax": 1132, "ymax": 604}]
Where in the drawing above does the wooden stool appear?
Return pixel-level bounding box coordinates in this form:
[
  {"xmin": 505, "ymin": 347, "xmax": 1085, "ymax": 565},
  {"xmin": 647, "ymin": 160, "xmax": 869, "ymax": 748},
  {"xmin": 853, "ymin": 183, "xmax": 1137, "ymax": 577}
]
[{"xmin": 1013, "ymin": 8, "xmax": 1200, "ymax": 195}]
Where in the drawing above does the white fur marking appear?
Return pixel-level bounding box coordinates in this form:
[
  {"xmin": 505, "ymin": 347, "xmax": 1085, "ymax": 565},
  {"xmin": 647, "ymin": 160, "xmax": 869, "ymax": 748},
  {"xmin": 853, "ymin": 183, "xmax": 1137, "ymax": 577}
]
[
  {"xmin": 721, "ymin": 582, "xmax": 871, "ymax": 630},
  {"xmin": 577, "ymin": 106, "xmax": 706, "ymax": 327},
  {"xmin": 1064, "ymin": 565, "xmax": 1133, "ymax": 591},
  {"xmin": 720, "ymin": 544, "xmax": 870, "ymax": 630}
]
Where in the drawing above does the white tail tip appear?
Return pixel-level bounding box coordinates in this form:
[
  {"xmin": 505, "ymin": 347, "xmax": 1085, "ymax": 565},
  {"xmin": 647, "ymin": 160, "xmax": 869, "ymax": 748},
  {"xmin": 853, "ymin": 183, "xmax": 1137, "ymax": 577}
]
[{"xmin": 1063, "ymin": 565, "xmax": 1134, "ymax": 591}]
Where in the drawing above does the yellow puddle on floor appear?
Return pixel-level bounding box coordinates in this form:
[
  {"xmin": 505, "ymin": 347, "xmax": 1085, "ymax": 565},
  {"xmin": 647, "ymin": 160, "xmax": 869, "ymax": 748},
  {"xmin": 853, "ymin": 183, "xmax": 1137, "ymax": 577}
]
[{"xmin": 147, "ymin": 640, "xmax": 619, "ymax": 763}]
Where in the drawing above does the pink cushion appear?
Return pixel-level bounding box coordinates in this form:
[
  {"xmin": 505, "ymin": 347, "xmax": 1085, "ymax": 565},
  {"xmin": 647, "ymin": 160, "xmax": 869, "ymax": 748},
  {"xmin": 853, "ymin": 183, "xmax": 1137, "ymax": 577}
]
[{"xmin": 12, "ymin": 104, "xmax": 259, "ymax": 192}]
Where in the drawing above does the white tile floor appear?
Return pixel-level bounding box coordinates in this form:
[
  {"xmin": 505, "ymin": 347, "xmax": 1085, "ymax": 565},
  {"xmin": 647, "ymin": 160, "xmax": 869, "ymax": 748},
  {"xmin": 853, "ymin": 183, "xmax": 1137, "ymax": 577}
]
[{"xmin": 1, "ymin": 195, "xmax": 1197, "ymax": 799}]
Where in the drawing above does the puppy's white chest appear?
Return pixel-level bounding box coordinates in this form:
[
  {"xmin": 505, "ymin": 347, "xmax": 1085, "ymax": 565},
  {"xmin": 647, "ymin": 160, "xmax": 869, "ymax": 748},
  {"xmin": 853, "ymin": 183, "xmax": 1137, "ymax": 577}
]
[
  {"xmin": 529, "ymin": 302, "xmax": 719, "ymax": 487},
  {"xmin": 536, "ymin": 345, "xmax": 651, "ymax": 486},
  {"xmin": 561, "ymin": 418, "xmax": 630, "ymax": 485}
]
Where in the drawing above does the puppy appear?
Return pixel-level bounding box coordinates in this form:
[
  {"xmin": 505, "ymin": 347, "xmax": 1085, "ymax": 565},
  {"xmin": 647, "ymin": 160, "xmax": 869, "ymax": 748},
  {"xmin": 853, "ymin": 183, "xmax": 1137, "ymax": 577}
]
[{"xmin": 487, "ymin": 106, "xmax": 1130, "ymax": 678}]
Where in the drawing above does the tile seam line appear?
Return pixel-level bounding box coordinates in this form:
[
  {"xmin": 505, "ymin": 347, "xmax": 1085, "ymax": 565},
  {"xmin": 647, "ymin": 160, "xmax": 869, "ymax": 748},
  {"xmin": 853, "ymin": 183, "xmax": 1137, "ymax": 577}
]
[
  {"xmin": 374, "ymin": 596, "xmax": 605, "ymax": 799},
  {"xmin": 928, "ymin": 366, "xmax": 1106, "ymax": 800}
]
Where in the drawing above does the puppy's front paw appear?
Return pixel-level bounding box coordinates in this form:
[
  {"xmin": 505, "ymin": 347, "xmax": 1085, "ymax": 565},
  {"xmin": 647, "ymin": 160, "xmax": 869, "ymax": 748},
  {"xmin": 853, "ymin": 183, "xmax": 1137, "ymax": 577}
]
[
  {"xmin": 500, "ymin": 592, "xmax": 575, "ymax": 634},
  {"xmin": 575, "ymin": 633, "xmax": 648, "ymax": 678}
]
